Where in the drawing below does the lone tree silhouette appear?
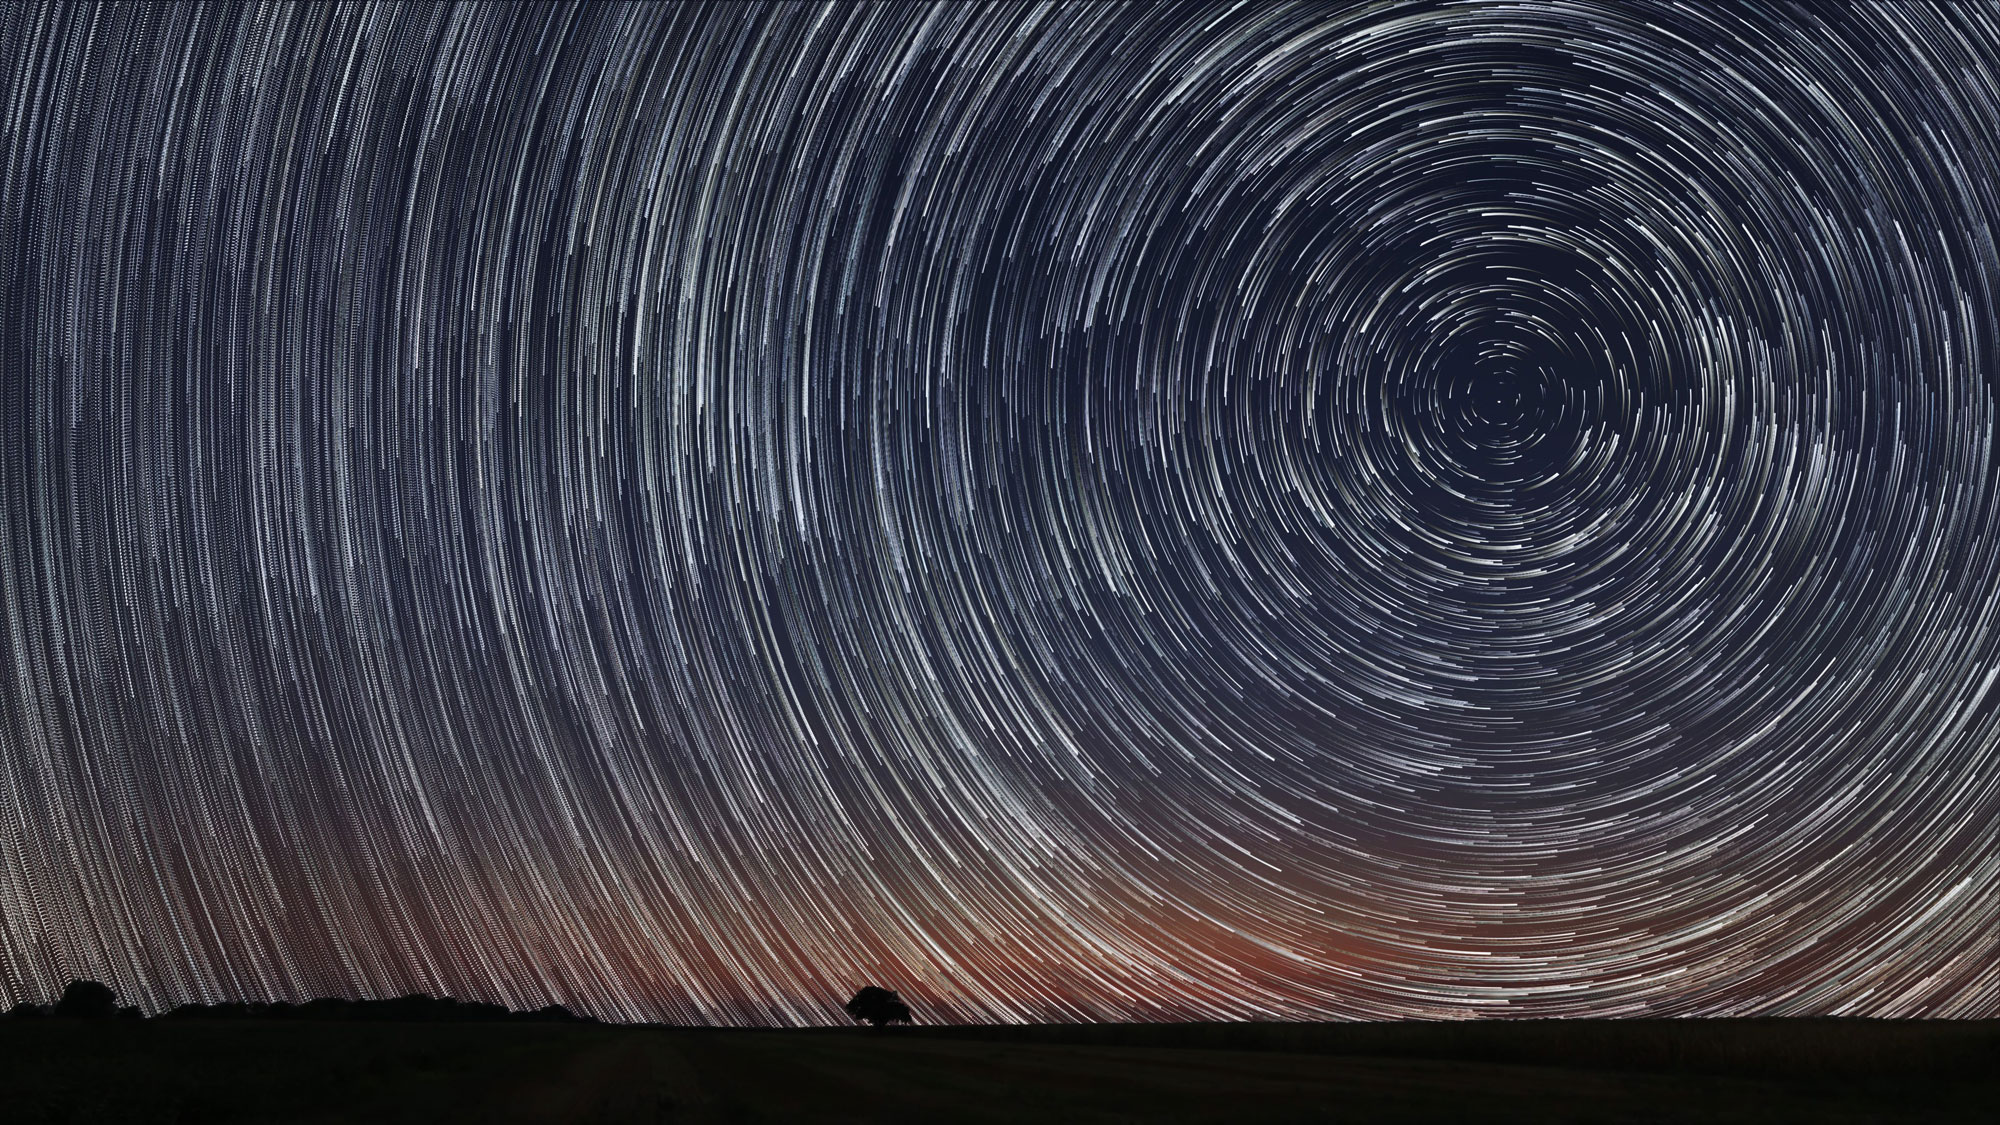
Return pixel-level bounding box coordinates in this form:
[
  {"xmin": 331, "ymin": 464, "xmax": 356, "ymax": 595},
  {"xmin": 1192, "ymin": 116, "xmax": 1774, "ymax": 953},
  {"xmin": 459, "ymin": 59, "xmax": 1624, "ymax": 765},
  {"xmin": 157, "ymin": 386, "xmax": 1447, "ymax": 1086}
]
[
  {"xmin": 53, "ymin": 980, "xmax": 117, "ymax": 1019},
  {"xmin": 844, "ymin": 986, "xmax": 912, "ymax": 1027}
]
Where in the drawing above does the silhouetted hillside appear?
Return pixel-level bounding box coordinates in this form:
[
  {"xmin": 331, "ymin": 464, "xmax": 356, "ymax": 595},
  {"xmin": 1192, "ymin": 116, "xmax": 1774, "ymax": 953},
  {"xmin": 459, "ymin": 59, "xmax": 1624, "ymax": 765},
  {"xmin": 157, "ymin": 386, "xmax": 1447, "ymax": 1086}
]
[
  {"xmin": 898, "ymin": 1017, "xmax": 2000, "ymax": 1080},
  {"xmin": 3, "ymin": 1018, "xmax": 1998, "ymax": 1122},
  {"xmin": 157, "ymin": 994, "xmax": 588, "ymax": 1023},
  {"xmin": 3, "ymin": 988, "xmax": 587, "ymax": 1024}
]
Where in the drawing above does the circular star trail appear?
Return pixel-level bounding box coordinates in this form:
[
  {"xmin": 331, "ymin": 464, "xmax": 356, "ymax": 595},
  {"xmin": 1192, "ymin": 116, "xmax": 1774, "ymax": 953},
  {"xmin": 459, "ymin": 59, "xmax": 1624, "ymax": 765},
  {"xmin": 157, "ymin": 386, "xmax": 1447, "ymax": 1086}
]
[{"xmin": 5, "ymin": 1, "xmax": 2000, "ymax": 1024}]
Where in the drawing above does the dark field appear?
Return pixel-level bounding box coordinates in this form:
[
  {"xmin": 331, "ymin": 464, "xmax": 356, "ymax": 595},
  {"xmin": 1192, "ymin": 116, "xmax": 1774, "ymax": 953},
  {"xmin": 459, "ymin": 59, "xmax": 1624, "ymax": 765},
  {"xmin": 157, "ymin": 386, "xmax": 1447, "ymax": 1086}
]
[{"xmin": 3, "ymin": 1018, "xmax": 1997, "ymax": 1123}]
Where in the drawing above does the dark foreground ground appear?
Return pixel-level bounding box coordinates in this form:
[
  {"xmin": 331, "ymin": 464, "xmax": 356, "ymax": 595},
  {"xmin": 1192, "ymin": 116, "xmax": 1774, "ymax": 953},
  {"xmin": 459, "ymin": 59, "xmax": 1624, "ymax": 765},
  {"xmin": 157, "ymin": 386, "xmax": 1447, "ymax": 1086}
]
[{"xmin": 3, "ymin": 1018, "xmax": 1998, "ymax": 1123}]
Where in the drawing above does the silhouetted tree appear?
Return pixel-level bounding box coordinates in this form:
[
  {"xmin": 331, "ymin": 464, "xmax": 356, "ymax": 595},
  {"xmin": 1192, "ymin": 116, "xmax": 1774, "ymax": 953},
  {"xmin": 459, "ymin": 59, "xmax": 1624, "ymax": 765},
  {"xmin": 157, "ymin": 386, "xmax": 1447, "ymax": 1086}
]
[
  {"xmin": 845, "ymin": 986, "xmax": 912, "ymax": 1027},
  {"xmin": 53, "ymin": 980, "xmax": 117, "ymax": 1018}
]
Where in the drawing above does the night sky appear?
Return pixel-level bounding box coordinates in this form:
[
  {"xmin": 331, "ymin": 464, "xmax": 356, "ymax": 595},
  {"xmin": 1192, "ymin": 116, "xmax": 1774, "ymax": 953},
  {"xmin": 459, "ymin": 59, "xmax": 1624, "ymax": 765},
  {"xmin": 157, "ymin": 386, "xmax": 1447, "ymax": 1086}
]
[{"xmin": 5, "ymin": 1, "xmax": 2000, "ymax": 1025}]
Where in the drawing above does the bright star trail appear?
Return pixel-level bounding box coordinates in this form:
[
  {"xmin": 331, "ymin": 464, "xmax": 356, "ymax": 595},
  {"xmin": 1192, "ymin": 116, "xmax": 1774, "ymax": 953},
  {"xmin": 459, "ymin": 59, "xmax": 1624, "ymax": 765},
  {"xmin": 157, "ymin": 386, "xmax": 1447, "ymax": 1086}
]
[{"xmin": 5, "ymin": 1, "xmax": 2000, "ymax": 1025}]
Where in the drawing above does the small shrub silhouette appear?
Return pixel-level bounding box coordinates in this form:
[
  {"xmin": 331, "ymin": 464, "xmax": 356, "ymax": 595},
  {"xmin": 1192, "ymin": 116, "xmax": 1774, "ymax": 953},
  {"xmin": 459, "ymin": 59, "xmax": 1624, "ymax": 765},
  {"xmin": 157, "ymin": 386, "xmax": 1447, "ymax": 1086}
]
[
  {"xmin": 54, "ymin": 980, "xmax": 117, "ymax": 1018},
  {"xmin": 845, "ymin": 986, "xmax": 912, "ymax": 1027}
]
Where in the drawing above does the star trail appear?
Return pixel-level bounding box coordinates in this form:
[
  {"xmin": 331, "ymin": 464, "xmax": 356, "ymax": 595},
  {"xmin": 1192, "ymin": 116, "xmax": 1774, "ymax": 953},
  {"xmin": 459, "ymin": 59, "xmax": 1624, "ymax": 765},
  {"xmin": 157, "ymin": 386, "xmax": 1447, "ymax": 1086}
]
[{"xmin": 5, "ymin": 0, "xmax": 2000, "ymax": 1025}]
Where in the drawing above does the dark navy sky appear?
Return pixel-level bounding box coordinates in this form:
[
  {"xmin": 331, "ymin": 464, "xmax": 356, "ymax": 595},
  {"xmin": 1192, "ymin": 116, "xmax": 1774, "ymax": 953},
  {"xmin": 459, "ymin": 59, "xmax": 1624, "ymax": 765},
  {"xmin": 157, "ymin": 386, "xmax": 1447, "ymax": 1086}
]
[{"xmin": 5, "ymin": 1, "xmax": 2000, "ymax": 1024}]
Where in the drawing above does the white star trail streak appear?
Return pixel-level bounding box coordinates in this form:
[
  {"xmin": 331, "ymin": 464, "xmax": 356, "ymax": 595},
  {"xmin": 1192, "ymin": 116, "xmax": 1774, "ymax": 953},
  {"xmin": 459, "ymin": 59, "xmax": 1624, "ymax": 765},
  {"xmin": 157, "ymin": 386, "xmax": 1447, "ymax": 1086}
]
[{"xmin": 4, "ymin": 1, "xmax": 2000, "ymax": 1024}]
